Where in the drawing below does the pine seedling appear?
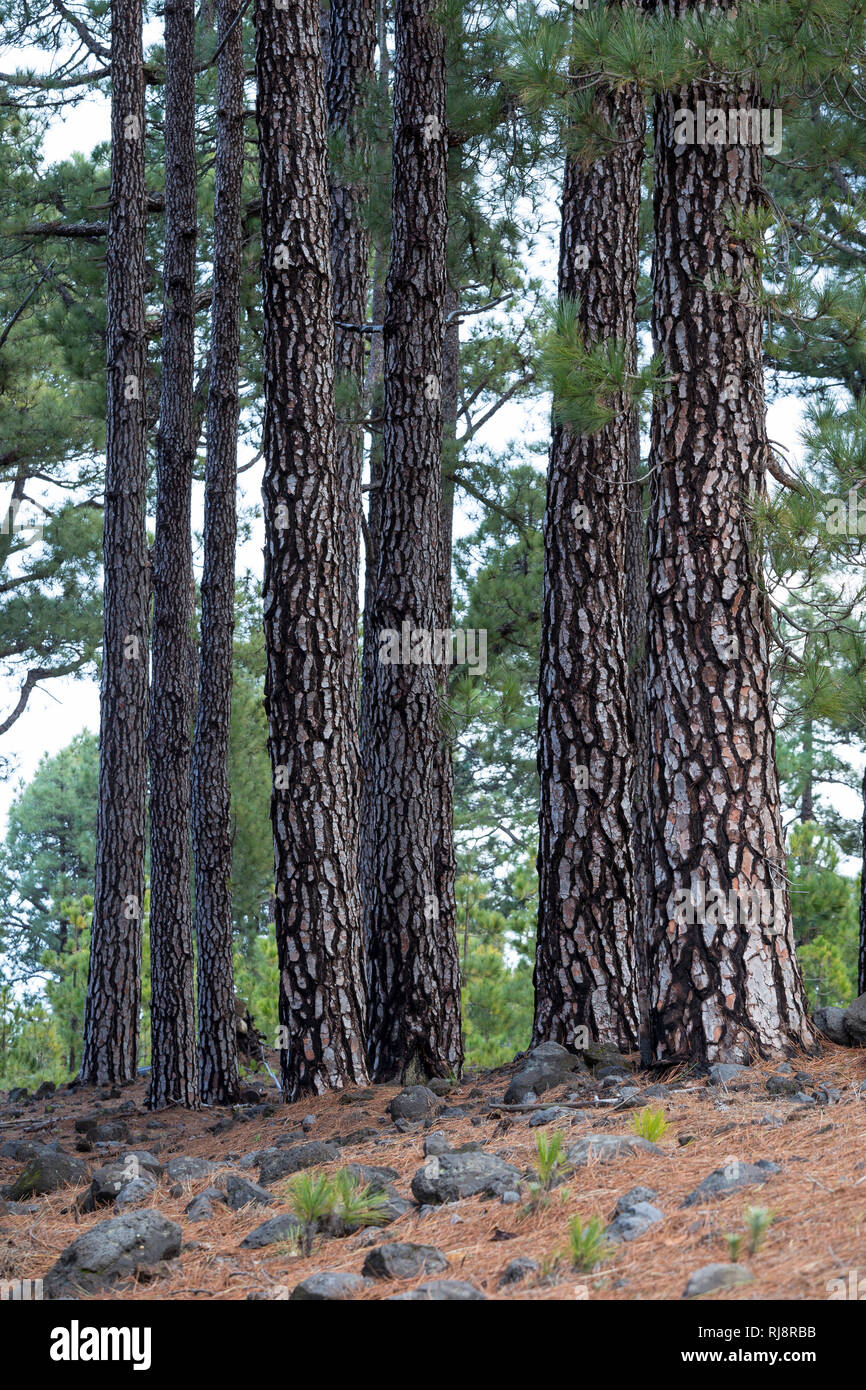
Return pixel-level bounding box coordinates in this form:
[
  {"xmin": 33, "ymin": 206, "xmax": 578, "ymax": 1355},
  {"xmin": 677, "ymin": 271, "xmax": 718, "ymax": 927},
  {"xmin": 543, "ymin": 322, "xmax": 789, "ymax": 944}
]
[
  {"xmin": 630, "ymin": 1105, "xmax": 669, "ymax": 1143},
  {"xmin": 568, "ymin": 1214, "xmax": 613, "ymax": 1273},
  {"xmin": 744, "ymin": 1205, "xmax": 774, "ymax": 1255}
]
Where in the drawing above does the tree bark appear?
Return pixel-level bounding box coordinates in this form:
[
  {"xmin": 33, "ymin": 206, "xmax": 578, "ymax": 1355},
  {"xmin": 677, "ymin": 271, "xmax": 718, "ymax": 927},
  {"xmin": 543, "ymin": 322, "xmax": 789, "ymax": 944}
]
[
  {"xmin": 256, "ymin": 0, "xmax": 369, "ymax": 1098},
  {"xmin": 646, "ymin": 39, "xmax": 814, "ymax": 1061},
  {"xmin": 147, "ymin": 0, "xmax": 199, "ymax": 1108},
  {"xmin": 191, "ymin": 0, "xmax": 244, "ymax": 1107},
  {"xmin": 364, "ymin": 0, "xmax": 463, "ymax": 1082},
  {"xmin": 80, "ymin": 0, "xmax": 149, "ymax": 1086},
  {"xmin": 328, "ymin": 0, "xmax": 377, "ymax": 751},
  {"xmin": 533, "ymin": 80, "xmax": 645, "ymax": 1054}
]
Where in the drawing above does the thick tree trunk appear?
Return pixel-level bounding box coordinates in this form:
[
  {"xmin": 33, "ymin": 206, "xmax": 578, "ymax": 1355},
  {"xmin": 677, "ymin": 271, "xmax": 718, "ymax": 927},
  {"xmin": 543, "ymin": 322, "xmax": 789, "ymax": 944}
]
[
  {"xmin": 360, "ymin": 260, "xmax": 386, "ymax": 955},
  {"xmin": 533, "ymin": 82, "xmax": 645, "ymax": 1054},
  {"xmin": 328, "ymin": 0, "xmax": 377, "ymax": 748},
  {"xmin": 646, "ymin": 55, "xmax": 814, "ymax": 1061},
  {"xmin": 191, "ymin": 0, "xmax": 244, "ymax": 1107},
  {"xmin": 147, "ymin": 0, "xmax": 199, "ymax": 1108},
  {"xmin": 627, "ymin": 410, "xmax": 653, "ymax": 1066},
  {"xmin": 364, "ymin": 0, "xmax": 463, "ymax": 1082},
  {"xmin": 433, "ymin": 287, "xmax": 459, "ymax": 1022},
  {"xmin": 81, "ymin": 0, "xmax": 149, "ymax": 1086},
  {"xmin": 256, "ymin": 0, "xmax": 369, "ymax": 1098}
]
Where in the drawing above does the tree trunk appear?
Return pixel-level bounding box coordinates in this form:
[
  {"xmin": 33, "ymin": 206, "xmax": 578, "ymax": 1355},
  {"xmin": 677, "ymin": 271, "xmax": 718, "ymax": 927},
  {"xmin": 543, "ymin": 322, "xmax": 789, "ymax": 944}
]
[
  {"xmin": 256, "ymin": 0, "xmax": 369, "ymax": 1098},
  {"xmin": 147, "ymin": 0, "xmax": 199, "ymax": 1108},
  {"xmin": 191, "ymin": 0, "xmax": 244, "ymax": 1107},
  {"xmin": 360, "ymin": 258, "xmax": 386, "ymax": 957},
  {"xmin": 433, "ymin": 285, "xmax": 460, "ymax": 1029},
  {"xmin": 646, "ymin": 53, "xmax": 814, "ymax": 1061},
  {"xmin": 80, "ymin": 0, "xmax": 149, "ymax": 1086},
  {"xmin": 364, "ymin": 0, "xmax": 463, "ymax": 1082},
  {"xmin": 328, "ymin": 0, "xmax": 377, "ymax": 751},
  {"xmin": 627, "ymin": 410, "xmax": 653, "ymax": 1066},
  {"xmin": 533, "ymin": 80, "xmax": 645, "ymax": 1054}
]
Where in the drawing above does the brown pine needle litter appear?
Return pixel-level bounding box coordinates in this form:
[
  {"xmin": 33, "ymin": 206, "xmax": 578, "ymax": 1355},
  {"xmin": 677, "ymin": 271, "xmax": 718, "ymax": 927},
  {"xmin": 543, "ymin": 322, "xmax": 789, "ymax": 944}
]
[{"xmin": 2, "ymin": 1044, "xmax": 865, "ymax": 1301}]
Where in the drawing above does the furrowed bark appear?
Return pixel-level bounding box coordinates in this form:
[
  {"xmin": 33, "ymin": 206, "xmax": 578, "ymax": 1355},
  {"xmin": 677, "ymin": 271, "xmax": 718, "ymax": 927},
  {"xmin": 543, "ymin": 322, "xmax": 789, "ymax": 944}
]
[
  {"xmin": 81, "ymin": 0, "xmax": 149, "ymax": 1086},
  {"xmin": 192, "ymin": 0, "xmax": 244, "ymax": 1107},
  {"xmin": 645, "ymin": 30, "xmax": 814, "ymax": 1061},
  {"xmin": 256, "ymin": 0, "xmax": 369, "ymax": 1098},
  {"xmin": 147, "ymin": 0, "xmax": 199, "ymax": 1108},
  {"xmin": 364, "ymin": 0, "xmax": 463, "ymax": 1082},
  {"xmin": 533, "ymin": 80, "xmax": 644, "ymax": 1054},
  {"xmin": 328, "ymin": 0, "xmax": 377, "ymax": 751}
]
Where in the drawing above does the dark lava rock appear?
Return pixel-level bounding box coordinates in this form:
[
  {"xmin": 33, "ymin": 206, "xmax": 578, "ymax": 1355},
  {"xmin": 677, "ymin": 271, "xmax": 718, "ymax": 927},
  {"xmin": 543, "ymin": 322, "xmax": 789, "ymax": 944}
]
[
  {"xmin": 362, "ymin": 1241, "xmax": 449, "ymax": 1280},
  {"xmin": 707, "ymin": 1063, "xmax": 750, "ymax": 1085},
  {"xmin": 411, "ymin": 1151, "xmax": 522, "ymax": 1204},
  {"xmin": 566, "ymin": 1135, "xmax": 664, "ymax": 1166},
  {"xmin": 498, "ymin": 1257, "xmax": 538, "ymax": 1288},
  {"xmin": 222, "ymin": 1174, "xmax": 273, "ymax": 1211},
  {"xmin": 844, "ymin": 993, "xmax": 866, "ymax": 1044},
  {"xmin": 290, "ymin": 1271, "xmax": 368, "ymax": 1301},
  {"xmin": 683, "ymin": 1263, "xmax": 754, "ymax": 1298},
  {"xmin": 765, "ymin": 1075, "xmax": 801, "ymax": 1096},
  {"xmin": 258, "ymin": 1141, "xmax": 339, "ymax": 1184},
  {"xmin": 8, "ymin": 1150, "xmax": 89, "ymax": 1200},
  {"xmin": 387, "ymin": 1086, "xmax": 437, "ymax": 1121},
  {"xmin": 605, "ymin": 1200, "xmax": 663, "ymax": 1243},
  {"xmin": 240, "ymin": 1212, "xmax": 303, "ymax": 1248},
  {"xmin": 813, "ymin": 1007, "xmax": 848, "ymax": 1045},
  {"xmin": 682, "ymin": 1159, "xmax": 781, "ymax": 1207},
  {"xmin": 504, "ymin": 1041, "xmax": 587, "ymax": 1104},
  {"xmin": 386, "ymin": 1279, "xmax": 486, "ymax": 1301},
  {"xmin": 165, "ymin": 1156, "xmax": 218, "ymax": 1184},
  {"xmin": 43, "ymin": 1210, "xmax": 182, "ymax": 1298}
]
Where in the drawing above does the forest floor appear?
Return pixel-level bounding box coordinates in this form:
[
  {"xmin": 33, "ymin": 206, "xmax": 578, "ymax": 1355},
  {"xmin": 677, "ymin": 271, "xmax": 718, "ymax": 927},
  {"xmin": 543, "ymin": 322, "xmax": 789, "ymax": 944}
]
[{"xmin": 2, "ymin": 1043, "xmax": 865, "ymax": 1302}]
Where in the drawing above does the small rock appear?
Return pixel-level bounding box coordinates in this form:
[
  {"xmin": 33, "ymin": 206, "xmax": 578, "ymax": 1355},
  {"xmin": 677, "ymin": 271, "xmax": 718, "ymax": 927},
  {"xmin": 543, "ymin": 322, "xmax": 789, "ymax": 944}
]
[
  {"xmin": 185, "ymin": 1195, "xmax": 216, "ymax": 1222},
  {"xmin": 165, "ymin": 1156, "xmax": 217, "ymax": 1183},
  {"xmin": 411, "ymin": 1151, "xmax": 522, "ymax": 1205},
  {"xmin": 388, "ymin": 1086, "xmax": 437, "ymax": 1121},
  {"xmin": 423, "ymin": 1131, "xmax": 451, "ymax": 1157},
  {"xmin": 290, "ymin": 1271, "xmax": 368, "ymax": 1301},
  {"xmin": 44, "ymin": 1210, "xmax": 182, "ymax": 1298},
  {"xmin": 240, "ymin": 1213, "xmax": 303, "ymax": 1249},
  {"xmin": 812, "ymin": 1005, "xmax": 849, "ymax": 1045},
  {"xmin": 529, "ymin": 1106, "xmax": 570, "ymax": 1127},
  {"xmin": 498, "ymin": 1256, "xmax": 538, "ymax": 1288},
  {"xmin": 707, "ymin": 1063, "xmax": 749, "ymax": 1085},
  {"xmin": 362, "ymin": 1241, "xmax": 449, "ymax": 1280},
  {"xmin": 682, "ymin": 1159, "xmax": 781, "ymax": 1208},
  {"xmin": 222, "ymin": 1174, "xmax": 273, "ymax": 1211},
  {"xmin": 386, "ymin": 1279, "xmax": 486, "ymax": 1301},
  {"xmin": 258, "ymin": 1141, "xmax": 339, "ymax": 1184},
  {"xmin": 765, "ymin": 1075, "xmax": 801, "ymax": 1096},
  {"xmin": 605, "ymin": 1200, "xmax": 663, "ymax": 1243},
  {"xmin": 683, "ymin": 1263, "xmax": 754, "ymax": 1298},
  {"xmin": 566, "ymin": 1135, "xmax": 663, "ymax": 1167},
  {"xmin": 8, "ymin": 1150, "xmax": 89, "ymax": 1199}
]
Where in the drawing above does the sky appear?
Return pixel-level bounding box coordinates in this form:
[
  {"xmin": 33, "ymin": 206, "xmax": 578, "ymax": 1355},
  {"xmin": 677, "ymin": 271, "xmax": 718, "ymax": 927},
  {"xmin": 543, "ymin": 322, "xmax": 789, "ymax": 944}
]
[{"xmin": 1, "ymin": 32, "xmax": 863, "ymax": 866}]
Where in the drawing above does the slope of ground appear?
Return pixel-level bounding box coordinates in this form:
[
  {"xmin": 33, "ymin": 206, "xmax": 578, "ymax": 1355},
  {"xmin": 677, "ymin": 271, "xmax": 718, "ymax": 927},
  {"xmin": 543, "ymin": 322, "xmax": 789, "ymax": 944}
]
[{"xmin": 2, "ymin": 1043, "xmax": 865, "ymax": 1301}]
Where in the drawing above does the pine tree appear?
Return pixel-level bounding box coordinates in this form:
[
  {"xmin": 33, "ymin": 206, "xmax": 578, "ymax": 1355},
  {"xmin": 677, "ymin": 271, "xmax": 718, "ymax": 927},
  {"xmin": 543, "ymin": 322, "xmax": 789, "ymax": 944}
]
[
  {"xmin": 364, "ymin": 0, "xmax": 463, "ymax": 1081},
  {"xmin": 531, "ymin": 10, "xmax": 645, "ymax": 1053},
  {"xmin": 256, "ymin": 0, "xmax": 369, "ymax": 1097},
  {"xmin": 328, "ymin": 0, "xmax": 377, "ymax": 745},
  {"xmin": 644, "ymin": 2, "xmax": 814, "ymax": 1062},
  {"xmin": 191, "ymin": 0, "xmax": 245, "ymax": 1106},
  {"xmin": 147, "ymin": 0, "xmax": 199, "ymax": 1108},
  {"xmin": 80, "ymin": 0, "xmax": 149, "ymax": 1086}
]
